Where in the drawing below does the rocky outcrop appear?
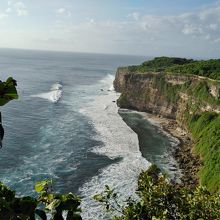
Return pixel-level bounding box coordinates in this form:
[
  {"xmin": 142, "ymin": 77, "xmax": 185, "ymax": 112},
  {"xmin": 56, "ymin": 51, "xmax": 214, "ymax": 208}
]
[
  {"xmin": 114, "ymin": 69, "xmax": 220, "ymax": 124},
  {"xmin": 210, "ymin": 85, "xmax": 220, "ymax": 99},
  {"xmin": 114, "ymin": 68, "xmax": 220, "ymax": 189},
  {"xmin": 116, "ymin": 73, "xmax": 178, "ymax": 119}
]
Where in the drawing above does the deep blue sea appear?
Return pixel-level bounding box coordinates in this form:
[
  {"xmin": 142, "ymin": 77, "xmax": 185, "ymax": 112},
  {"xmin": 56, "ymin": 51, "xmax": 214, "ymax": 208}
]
[{"xmin": 0, "ymin": 49, "xmax": 180, "ymax": 219}]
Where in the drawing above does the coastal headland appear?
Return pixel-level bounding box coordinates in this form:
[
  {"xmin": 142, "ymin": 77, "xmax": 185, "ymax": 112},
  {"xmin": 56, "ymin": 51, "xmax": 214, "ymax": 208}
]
[{"xmin": 114, "ymin": 57, "xmax": 220, "ymax": 192}]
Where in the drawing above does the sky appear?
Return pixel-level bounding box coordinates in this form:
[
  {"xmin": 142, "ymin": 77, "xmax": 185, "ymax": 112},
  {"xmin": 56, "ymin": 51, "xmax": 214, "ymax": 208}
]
[{"xmin": 0, "ymin": 0, "xmax": 220, "ymax": 58}]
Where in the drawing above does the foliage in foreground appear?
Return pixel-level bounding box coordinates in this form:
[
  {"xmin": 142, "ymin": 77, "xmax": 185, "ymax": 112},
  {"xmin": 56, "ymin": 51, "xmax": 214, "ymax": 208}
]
[
  {"xmin": 94, "ymin": 165, "xmax": 220, "ymax": 220},
  {"xmin": 0, "ymin": 77, "xmax": 18, "ymax": 106},
  {"xmin": 0, "ymin": 77, "xmax": 18, "ymax": 148},
  {"xmin": 0, "ymin": 180, "xmax": 82, "ymax": 220},
  {"xmin": 0, "ymin": 78, "xmax": 82, "ymax": 219},
  {"xmin": 1, "ymin": 76, "xmax": 220, "ymax": 219}
]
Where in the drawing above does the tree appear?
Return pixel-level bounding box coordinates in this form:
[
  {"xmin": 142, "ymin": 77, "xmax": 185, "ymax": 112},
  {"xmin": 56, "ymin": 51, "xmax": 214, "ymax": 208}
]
[{"xmin": 94, "ymin": 165, "xmax": 220, "ymax": 220}]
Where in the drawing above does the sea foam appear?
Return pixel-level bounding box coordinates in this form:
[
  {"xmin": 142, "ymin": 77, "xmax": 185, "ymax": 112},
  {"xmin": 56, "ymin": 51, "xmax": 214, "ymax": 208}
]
[
  {"xmin": 79, "ymin": 74, "xmax": 150, "ymax": 219},
  {"xmin": 31, "ymin": 83, "xmax": 63, "ymax": 103}
]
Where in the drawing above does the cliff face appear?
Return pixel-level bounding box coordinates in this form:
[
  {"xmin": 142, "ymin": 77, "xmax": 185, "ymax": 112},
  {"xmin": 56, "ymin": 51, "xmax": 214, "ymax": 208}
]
[
  {"xmin": 114, "ymin": 68, "xmax": 220, "ymax": 126},
  {"xmin": 114, "ymin": 68, "xmax": 220, "ymax": 192}
]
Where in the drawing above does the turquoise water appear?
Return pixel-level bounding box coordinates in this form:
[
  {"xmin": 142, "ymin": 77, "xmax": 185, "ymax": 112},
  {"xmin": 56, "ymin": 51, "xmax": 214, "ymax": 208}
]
[
  {"xmin": 0, "ymin": 49, "xmax": 144, "ymax": 194},
  {"xmin": 119, "ymin": 110, "xmax": 181, "ymax": 180},
  {"xmin": 0, "ymin": 49, "xmax": 179, "ymax": 219}
]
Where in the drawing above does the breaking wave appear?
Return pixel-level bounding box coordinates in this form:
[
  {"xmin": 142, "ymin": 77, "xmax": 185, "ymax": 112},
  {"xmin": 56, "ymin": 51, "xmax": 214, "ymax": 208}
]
[
  {"xmin": 31, "ymin": 83, "xmax": 63, "ymax": 103},
  {"xmin": 79, "ymin": 74, "xmax": 150, "ymax": 219}
]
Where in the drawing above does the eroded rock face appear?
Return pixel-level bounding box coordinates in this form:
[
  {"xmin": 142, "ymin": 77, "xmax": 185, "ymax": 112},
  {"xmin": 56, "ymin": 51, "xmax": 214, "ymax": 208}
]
[
  {"xmin": 113, "ymin": 67, "xmax": 129, "ymax": 92},
  {"xmin": 115, "ymin": 73, "xmax": 177, "ymax": 119},
  {"xmin": 165, "ymin": 74, "xmax": 194, "ymax": 85},
  {"xmin": 114, "ymin": 68, "xmax": 220, "ymax": 190},
  {"xmin": 210, "ymin": 85, "xmax": 220, "ymax": 99},
  {"xmin": 114, "ymin": 71, "xmax": 183, "ymax": 119},
  {"xmin": 114, "ymin": 69, "xmax": 220, "ymax": 124}
]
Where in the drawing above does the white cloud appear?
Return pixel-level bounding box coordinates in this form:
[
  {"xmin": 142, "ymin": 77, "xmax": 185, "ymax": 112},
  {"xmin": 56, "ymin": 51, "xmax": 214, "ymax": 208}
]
[
  {"xmin": 182, "ymin": 24, "xmax": 203, "ymax": 35},
  {"xmin": 2, "ymin": 1, "xmax": 28, "ymax": 17},
  {"xmin": 40, "ymin": 1, "xmax": 220, "ymax": 57},
  {"xmin": 128, "ymin": 12, "xmax": 140, "ymax": 21},
  {"xmin": 5, "ymin": 7, "xmax": 12, "ymax": 13},
  {"xmin": 56, "ymin": 8, "xmax": 71, "ymax": 17},
  {"xmin": 14, "ymin": 2, "xmax": 28, "ymax": 16},
  {"xmin": 213, "ymin": 38, "xmax": 220, "ymax": 43},
  {"xmin": 7, "ymin": 1, "xmax": 12, "ymax": 6},
  {"xmin": 89, "ymin": 18, "xmax": 95, "ymax": 24},
  {"xmin": 131, "ymin": 3, "xmax": 220, "ymax": 43},
  {"xmin": 0, "ymin": 13, "xmax": 8, "ymax": 19},
  {"xmin": 57, "ymin": 8, "xmax": 65, "ymax": 14},
  {"xmin": 209, "ymin": 24, "xmax": 218, "ymax": 30},
  {"xmin": 85, "ymin": 17, "xmax": 95, "ymax": 25},
  {"xmin": 1, "ymin": 1, "xmax": 220, "ymax": 57}
]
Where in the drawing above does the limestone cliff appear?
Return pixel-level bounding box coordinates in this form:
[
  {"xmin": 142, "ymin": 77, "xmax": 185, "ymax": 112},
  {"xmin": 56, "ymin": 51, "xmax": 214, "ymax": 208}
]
[
  {"xmin": 114, "ymin": 67, "xmax": 220, "ymax": 126},
  {"xmin": 114, "ymin": 66, "xmax": 220, "ymax": 192}
]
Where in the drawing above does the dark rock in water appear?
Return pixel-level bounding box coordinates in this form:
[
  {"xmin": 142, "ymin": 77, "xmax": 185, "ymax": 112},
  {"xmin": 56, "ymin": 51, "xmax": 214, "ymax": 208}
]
[
  {"xmin": 100, "ymin": 89, "xmax": 104, "ymax": 91},
  {"xmin": 112, "ymin": 101, "xmax": 116, "ymax": 103}
]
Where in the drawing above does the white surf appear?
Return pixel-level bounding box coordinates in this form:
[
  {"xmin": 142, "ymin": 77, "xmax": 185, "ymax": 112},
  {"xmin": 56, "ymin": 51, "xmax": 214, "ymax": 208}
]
[
  {"xmin": 31, "ymin": 83, "xmax": 63, "ymax": 103},
  {"xmin": 79, "ymin": 74, "xmax": 151, "ymax": 219}
]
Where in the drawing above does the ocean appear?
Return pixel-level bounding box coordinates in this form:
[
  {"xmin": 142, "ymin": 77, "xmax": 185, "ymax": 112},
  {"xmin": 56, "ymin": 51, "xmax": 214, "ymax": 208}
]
[{"xmin": 0, "ymin": 49, "xmax": 180, "ymax": 219}]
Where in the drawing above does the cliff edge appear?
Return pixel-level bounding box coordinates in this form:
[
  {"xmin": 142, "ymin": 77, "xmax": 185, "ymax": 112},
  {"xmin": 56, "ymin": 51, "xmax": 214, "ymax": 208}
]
[{"xmin": 114, "ymin": 57, "xmax": 220, "ymax": 192}]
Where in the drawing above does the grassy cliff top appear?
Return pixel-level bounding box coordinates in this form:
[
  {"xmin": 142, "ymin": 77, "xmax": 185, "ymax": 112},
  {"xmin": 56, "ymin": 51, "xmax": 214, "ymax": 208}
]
[{"xmin": 126, "ymin": 56, "xmax": 220, "ymax": 80}]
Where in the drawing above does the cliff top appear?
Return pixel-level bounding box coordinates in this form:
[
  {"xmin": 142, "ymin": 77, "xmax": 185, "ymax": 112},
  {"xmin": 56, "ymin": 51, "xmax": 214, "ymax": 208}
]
[{"xmin": 121, "ymin": 56, "xmax": 220, "ymax": 81}]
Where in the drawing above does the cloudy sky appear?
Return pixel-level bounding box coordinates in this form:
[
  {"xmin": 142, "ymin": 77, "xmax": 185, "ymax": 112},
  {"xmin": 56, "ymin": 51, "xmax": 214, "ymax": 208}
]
[{"xmin": 0, "ymin": 0, "xmax": 220, "ymax": 58}]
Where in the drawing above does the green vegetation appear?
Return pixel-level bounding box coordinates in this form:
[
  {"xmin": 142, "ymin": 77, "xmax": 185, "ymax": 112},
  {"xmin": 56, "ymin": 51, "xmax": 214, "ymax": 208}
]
[
  {"xmin": 0, "ymin": 180, "xmax": 82, "ymax": 219},
  {"xmin": 147, "ymin": 77, "xmax": 220, "ymax": 192},
  {"xmin": 154, "ymin": 76, "xmax": 220, "ymax": 106},
  {"xmin": 118, "ymin": 58, "xmax": 220, "ymax": 193},
  {"xmin": 126, "ymin": 56, "xmax": 220, "ymax": 80},
  {"xmin": 0, "ymin": 78, "xmax": 82, "ymax": 219},
  {"xmin": 95, "ymin": 165, "xmax": 220, "ymax": 220},
  {"xmin": 153, "ymin": 75, "xmax": 181, "ymax": 104},
  {"xmin": 167, "ymin": 59, "xmax": 220, "ymax": 80},
  {"xmin": 0, "ymin": 77, "xmax": 18, "ymax": 106},
  {"xmin": 1, "ymin": 75, "xmax": 220, "ymax": 219},
  {"xmin": 0, "ymin": 77, "xmax": 18, "ymax": 148},
  {"xmin": 184, "ymin": 80, "xmax": 220, "ymax": 106},
  {"xmin": 188, "ymin": 112, "xmax": 220, "ymax": 193},
  {"xmin": 127, "ymin": 57, "xmax": 194, "ymax": 73}
]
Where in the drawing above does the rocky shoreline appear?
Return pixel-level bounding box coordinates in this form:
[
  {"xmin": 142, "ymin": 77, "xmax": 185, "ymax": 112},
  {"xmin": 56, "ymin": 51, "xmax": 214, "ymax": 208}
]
[{"xmin": 142, "ymin": 113, "xmax": 201, "ymax": 188}]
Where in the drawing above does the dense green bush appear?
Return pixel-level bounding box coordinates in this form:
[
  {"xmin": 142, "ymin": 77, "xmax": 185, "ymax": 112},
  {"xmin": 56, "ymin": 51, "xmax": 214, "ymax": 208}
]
[
  {"xmin": 0, "ymin": 77, "xmax": 18, "ymax": 147},
  {"xmin": 0, "ymin": 180, "xmax": 82, "ymax": 220},
  {"xmin": 151, "ymin": 76, "xmax": 220, "ymax": 192},
  {"xmin": 186, "ymin": 80, "xmax": 220, "ymax": 105},
  {"xmin": 188, "ymin": 112, "xmax": 220, "ymax": 192},
  {"xmin": 126, "ymin": 57, "xmax": 220, "ymax": 80},
  {"xmin": 95, "ymin": 165, "xmax": 220, "ymax": 220},
  {"xmin": 0, "ymin": 77, "xmax": 18, "ymax": 106},
  {"xmin": 127, "ymin": 57, "xmax": 194, "ymax": 73},
  {"xmin": 167, "ymin": 59, "xmax": 220, "ymax": 80}
]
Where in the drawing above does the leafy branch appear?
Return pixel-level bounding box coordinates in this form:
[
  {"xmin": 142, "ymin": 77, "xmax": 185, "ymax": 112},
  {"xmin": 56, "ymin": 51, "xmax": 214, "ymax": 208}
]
[
  {"xmin": 0, "ymin": 77, "xmax": 18, "ymax": 148},
  {"xmin": 94, "ymin": 165, "xmax": 220, "ymax": 220},
  {"xmin": 0, "ymin": 180, "xmax": 82, "ymax": 220}
]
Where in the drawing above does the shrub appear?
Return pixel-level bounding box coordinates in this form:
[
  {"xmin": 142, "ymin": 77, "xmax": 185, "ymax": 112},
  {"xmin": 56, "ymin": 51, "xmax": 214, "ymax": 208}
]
[{"xmin": 94, "ymin": 165, "xmax": 220, "ymax": 220}]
